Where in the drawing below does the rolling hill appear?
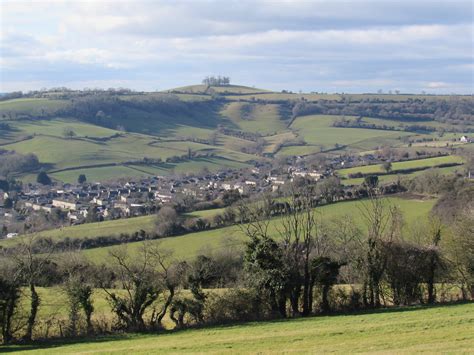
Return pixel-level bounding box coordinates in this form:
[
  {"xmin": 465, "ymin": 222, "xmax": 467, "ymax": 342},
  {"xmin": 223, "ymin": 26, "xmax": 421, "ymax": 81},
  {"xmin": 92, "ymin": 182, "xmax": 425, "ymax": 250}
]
[{"xmin": 0, "ymin": 85, "xmax": 472, "ymax": 183}]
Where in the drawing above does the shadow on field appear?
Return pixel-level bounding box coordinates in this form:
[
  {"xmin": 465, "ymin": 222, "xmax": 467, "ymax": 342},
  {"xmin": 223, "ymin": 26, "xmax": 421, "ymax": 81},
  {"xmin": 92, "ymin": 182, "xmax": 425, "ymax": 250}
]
[{"xmin": 1, "ymin": 301, "xmax": 471, "ymax": 353}]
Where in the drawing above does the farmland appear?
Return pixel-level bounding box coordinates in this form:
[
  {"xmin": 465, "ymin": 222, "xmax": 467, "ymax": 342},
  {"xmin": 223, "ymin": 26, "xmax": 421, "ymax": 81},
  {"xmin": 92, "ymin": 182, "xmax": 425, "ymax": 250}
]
[
  {"xmin": 1, "ymin": 88, "xmax": 471, "ymax": 183},
  {"xmin": 337, "ymin": 155, "xmax": 465, "ymax": 178},
  {"xmin": 0, "ymin": 196, "xmax": 436, "ymax": 260},
  {"xmin": 4, "ymin": 303, "xmax": 473, "ymax": 354}
]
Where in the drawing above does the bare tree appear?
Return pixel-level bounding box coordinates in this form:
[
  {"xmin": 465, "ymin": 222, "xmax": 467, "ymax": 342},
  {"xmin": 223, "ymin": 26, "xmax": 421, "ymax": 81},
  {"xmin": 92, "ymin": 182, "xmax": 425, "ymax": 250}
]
[
  {"xmin": 358, "ymin": 193, "xmax": 399, "ymax": 307},
  {"xmin": 277, "ymin": 184, "xmax": 319, "ymax": 316},
  {"xmin": 103, "ymin": 241, "xmax": 180, "ymax": 331},
  {"xmin": 10, "ymin": 234, "xmax": 55, "ymax": 341}
]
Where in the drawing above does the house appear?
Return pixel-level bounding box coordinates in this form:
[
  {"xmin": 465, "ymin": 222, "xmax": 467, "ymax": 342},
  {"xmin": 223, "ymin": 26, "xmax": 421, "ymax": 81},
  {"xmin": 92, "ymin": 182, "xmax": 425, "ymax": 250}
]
[
  {"xmin": 6, "ymin": 233, "xmax": 18, "ymax": 239},
  {"xmin": 460, "ymin": 135, "xmax": 470, "ymax": 143},
  {"xmin": 221, "ymin": 183, "xmax": 233, "ymax": 191},
  {"xmin": 52, "ymin": 199, "xmax": 79, "ymax": 211},
  {"xmin": 155, "ymin": 192, "xmax": 172, "ymax": 203},
  {"xmin": 25, "ymin": 201, "xmax": 54, "ymax": 213}
]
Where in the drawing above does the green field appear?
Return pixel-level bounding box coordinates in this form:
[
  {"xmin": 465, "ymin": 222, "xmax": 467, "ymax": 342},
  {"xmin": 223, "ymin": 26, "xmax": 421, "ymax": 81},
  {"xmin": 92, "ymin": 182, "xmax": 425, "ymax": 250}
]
[
  {"xmin": 0, "ymin": 208, "xmax": 225, "ymax": 248},
  {"xmin": 1, "ymin": 91, "xmax": 470, "ymax": 183},
  {"xmin": 0, "ymin": 98, "xmax": 68, "ymax": 116},
  {"xmin": 338, "ymin": 155, "xmax": 464, "ymax": 178},
  {"xmin": 342, "ymin": 165, "xmax": 465, "ymax": 186},
  {"xmin": 221, "ymin": 102, "xmax": 288, "ymax": 135},
  {"xmin": 278, "ymin": 115, "xmax": 412, "ymax": 156},
  {"xmin": 5, "ymin": 303, "xmax": 473, "ymax": 354},
  {"xmin": 0, "ymin": 116, "xmax": 254, "ymax": 182},
  {"xmin": 0, "ymin": 196, "xmax": 436, "ymax": 261},
  {"xmin": 80, "ymin": 196, "xmax": 434, "ymax": 263}
]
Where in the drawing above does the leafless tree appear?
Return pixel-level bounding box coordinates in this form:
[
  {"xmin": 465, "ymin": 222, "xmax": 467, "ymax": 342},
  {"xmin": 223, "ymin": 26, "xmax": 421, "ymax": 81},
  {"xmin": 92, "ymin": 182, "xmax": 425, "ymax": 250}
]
[
  {"xmin": 358, "ymin": 193, "xmax": 399, "ymax": 307},
  {"xmin": 10, "ymin": 234, "xmax": 55, "ymax": 341}
]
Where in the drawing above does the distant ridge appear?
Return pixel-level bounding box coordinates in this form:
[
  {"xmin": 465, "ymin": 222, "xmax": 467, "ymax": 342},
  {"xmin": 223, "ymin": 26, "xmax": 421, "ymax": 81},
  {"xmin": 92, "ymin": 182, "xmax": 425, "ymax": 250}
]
[{"xmin": 167, "ymin": 84, "xmax": 271, "ymax": 95}]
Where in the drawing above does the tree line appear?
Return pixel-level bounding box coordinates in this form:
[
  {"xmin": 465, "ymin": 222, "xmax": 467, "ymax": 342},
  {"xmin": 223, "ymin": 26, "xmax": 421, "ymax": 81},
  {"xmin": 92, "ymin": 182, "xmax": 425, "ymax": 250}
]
[
  {"xmin": 0, "ymin": 178, "xmax": 472, "ymax": 344},
  {"xmin": 291, "ymin": 98, "xmax": 474, "ymax": 126}
]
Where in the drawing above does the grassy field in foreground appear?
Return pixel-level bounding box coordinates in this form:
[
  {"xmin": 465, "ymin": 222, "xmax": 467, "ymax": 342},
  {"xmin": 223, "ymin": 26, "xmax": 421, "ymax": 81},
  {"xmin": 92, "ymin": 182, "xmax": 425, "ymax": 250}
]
[{"xmin": 5, "ymin": 303, "xmax": 473, "ymax": 354}]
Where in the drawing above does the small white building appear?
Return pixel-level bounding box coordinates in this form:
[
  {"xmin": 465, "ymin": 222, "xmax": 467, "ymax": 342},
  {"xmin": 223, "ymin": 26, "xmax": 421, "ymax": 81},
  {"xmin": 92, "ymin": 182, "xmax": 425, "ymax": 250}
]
[
  {"xmin": 460, "ymin": 135, "xmax": 470, "ymax": 143},
  {"xmin": 6, "ymin": 233, "xmax": 18, "ymax": 239}
]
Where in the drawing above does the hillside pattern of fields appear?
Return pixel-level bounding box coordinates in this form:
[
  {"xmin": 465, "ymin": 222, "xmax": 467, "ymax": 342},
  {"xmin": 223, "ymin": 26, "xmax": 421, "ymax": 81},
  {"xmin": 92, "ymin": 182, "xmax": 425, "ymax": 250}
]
[{"xmin": 1, "ymin": 87, "xmax": 471, "ymax": 183}]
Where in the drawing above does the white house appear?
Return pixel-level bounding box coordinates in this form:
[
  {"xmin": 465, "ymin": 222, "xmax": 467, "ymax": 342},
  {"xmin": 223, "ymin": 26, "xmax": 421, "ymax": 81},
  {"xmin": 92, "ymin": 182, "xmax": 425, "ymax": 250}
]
[{"xmin": 460, "ymin": 135, "xmax": 470, "ymax": 143}]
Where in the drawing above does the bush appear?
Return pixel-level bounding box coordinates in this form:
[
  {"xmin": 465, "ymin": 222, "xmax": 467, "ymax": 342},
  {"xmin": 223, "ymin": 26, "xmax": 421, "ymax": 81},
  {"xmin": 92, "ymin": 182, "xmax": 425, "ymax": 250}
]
[{"xmin": 204, "ymin": 289, "xmax": 272, "ymax": 324}]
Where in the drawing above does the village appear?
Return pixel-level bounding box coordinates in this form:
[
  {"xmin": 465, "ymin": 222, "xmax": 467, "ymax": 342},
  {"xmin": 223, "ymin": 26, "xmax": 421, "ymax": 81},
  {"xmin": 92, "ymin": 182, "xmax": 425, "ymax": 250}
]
[
  {"xmin": 0, "ymin": 159, "xmax": 333, "ymax": 238},
  {"xmin": 1, "ymin": 139, "xmax": 470, "ymax": 240}
]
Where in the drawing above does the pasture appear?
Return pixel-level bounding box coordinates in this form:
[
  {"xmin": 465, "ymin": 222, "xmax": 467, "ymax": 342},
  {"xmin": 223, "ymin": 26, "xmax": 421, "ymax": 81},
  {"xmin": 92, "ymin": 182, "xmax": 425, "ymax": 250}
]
[
  {"xmin": 1, "ymin": 95, "xmax": 470, "ymax": 183},
  {"xmin": 220, "ymin": 102, "xmax": 288, "ymax": 134},
  {"xmin": 0, "ymin": 98, "xmax": 68, "ymax": 116},
  {"xmin": 4, "ymin": 303, "xmax": 473, "ymax": 354},
  {"xmin": 278, "ymin": 115, "xmax": 412, "ymax": 156},
  {"xmin": 342, "ymin": 165, "xmax": 465, "ymax": 186},
  {"xmin": 0, "ymin": 196, "xmax": 435, "ymax": 261},
  {"xmin": 0, "ymin": 117, "xmax": 253, "ymax": 183},
  {"xmin": 79, "ymin": 196, "xmax": 435, "ymax": 263},
  {"xmin": 337, "ymin": 155, "xmax": 464, "ymax": 178}
]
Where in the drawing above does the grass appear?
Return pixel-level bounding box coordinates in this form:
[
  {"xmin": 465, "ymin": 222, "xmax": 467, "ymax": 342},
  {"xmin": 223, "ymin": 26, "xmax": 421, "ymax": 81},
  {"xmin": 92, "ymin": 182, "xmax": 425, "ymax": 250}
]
[
  {"xmin": 220, "ymin": 102, "xmax": 288, "ymax": 135},
  {"xmin": 0, "ymin": 116, "xmax": 253, "ymax": 182},
  {"xmin": 222, "ymin": 92, "xmax": 461, "ymax": 102},
  {"xmin": 4, "ymin": 302, "xmax": 473, "ymax": 353},
  {"xmin": 338, "ymin": 155, "xmax": 464, "ymax": 178},
  {"xmin": 170, "ymin": 84, "xmax": 270, "ymax": 95},
  {"xmin": 0, "ymin": 196, "xmax": 435, "ymax": 258},
  {"xmin": 342, "ymin": 165, "xmax": 465, "ymax": 186},
  {"xmin": 0, "ymin": 207, "xmax": 227, "ymax": 248},
  {"xmin": 278, "ymin": 115, "xmax": 411, "ymax": 156},
  {"xmin": 1, "ymin": 97, "xmax": 466, "ymax": 184},
  {"xmin": 0, "ymin": 98, "xmax": 68, "ymax": 116},
  {"xmin": 77, "ymin": 196, "xmax": 435, "ymax": 263}
]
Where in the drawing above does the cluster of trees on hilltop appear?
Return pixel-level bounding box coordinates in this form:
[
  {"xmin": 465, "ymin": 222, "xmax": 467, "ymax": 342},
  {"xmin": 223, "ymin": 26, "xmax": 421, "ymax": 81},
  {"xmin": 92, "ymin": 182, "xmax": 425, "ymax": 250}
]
[
  {"xmin": 202, "ymin": 76, "xmax": 230, "ymax": 86},
  {"xmin": 291, "ymin": 98, "xmax": 474, "ymax": 126}
]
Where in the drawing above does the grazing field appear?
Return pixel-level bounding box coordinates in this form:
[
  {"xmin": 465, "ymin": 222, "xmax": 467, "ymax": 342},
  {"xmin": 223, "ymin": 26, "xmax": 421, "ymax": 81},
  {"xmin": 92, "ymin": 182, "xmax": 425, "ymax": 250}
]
[
  {"xmin": 338, "ymin": 155, "xmax": 464, "ymax": 178},
  {"xmin": 0, "ymin": 98, "xmax": 68, "ymax": 116},
  {"xmin": 0, "ymin": 196, "xmax": 435, "ymax": 258},
  {"xmin": 0, "ymin": 116, "xmax": 253, "ymax": 182},
  {"xmin": 79, "ymin": 196, "xmax": 435, "ymax": 263},
  {"xmin": 342, "ymin": 165, "xmax": 465, "ymax": 186},
  {"xmin": 0, "ymin": 207, "xmax": 225, "ymax": 248},
  {"xmin": 278, "ymin": 115, "xmax": 411, "ymax": 156},
  {"xmin": 220, "ymin": 102, "xmax": 288, "ymax": 134},
  {"xmin": 5, "ymin": 303, "xmax": 473, "ymax": 354},
  {"xmin": 1, "ymin": 93, "xmax": 470, "ymax": 183}
]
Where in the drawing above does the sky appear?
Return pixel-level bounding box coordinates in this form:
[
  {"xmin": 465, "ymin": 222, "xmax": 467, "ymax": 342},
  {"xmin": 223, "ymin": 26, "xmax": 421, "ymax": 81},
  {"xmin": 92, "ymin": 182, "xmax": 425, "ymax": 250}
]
[{"xmin": 1, "ymin": 0, "xmax": 473, "ymax": 94}]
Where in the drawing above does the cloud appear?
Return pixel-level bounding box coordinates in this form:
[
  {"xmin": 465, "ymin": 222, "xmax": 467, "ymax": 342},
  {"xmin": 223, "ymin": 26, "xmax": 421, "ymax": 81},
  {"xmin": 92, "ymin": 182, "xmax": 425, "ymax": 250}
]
[{"xmin": 1, "ymin": 0, "xmax": 472, "ymax": 93}]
